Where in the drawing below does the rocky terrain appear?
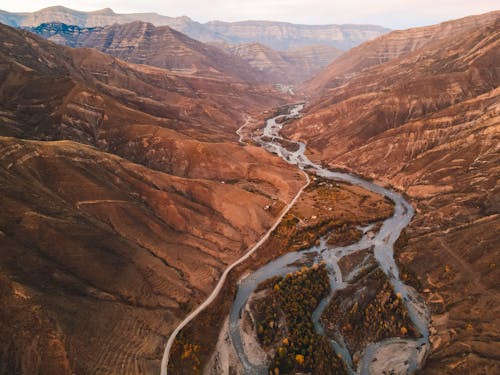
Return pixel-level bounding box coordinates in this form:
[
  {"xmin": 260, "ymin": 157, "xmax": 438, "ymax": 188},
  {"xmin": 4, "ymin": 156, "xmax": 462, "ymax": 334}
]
[
  {"xmin": 284, "ymin": 11, "xmax": 500, "ymax": 373},
  {"xmin": 215, "ymin": 42, "xmax": 342, "ymax": 83},
  {"xmin": 306, "ymin": 10, "xmax": 500, "ymax": 91},
  {"xmin": 172, "ymin": 176, "xmax": 394, "ymax": 374},
  {"xmin": 1, "ymin": 6, "xmax": 499, "ymax": 375},
  {"xmin": 201, "ymin": 20, "xmax": 389, "ymax": 51},
  {"xmin": 0, "ymin": 6, "xmax": 389, "ymax": 50},
  {"xmin": 25, "ymin": 21, "xmax": 266, "ymax": 84},
  {"xmin": 26, "ymin": 22, "xmax": 342, "ymax": 85},
  {"xmin": 0, "ymin": 23, "xmax": 307, "ymax": 374}
]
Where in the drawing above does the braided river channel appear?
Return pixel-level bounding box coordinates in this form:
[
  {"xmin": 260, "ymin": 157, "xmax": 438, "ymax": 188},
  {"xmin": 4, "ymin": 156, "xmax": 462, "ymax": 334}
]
[{"xmin": 229, "ymin": 103, "xmax": 430, "ymax": 375}]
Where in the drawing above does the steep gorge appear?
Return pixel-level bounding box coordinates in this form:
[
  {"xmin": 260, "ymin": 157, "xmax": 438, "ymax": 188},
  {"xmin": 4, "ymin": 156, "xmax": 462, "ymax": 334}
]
[{"xmin": 0, "ymin": 8, "xmax": 498, "ymax": 375}]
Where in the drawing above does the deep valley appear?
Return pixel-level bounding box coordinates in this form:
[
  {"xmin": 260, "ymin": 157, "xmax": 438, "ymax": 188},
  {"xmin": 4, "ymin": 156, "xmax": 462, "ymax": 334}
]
[{"xmin": 0, "ymin": 5, "xmax": 498, "ymax": 375}]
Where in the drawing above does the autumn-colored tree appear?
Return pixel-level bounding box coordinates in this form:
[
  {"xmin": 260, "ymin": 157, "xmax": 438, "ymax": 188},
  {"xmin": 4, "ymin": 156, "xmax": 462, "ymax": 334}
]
[{"xmin": 295, "ymin": 354, "xmax": 305, "ymax": 365}]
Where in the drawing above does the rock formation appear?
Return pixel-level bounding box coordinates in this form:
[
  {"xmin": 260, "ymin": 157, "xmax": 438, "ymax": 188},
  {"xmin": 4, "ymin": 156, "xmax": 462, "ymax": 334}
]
[
  {"xmin": 216, "ymin": 42, "xmax": 343, "ymax": 83},
  {"xmin": 0, "ymin": 5, "xmax": 389, "ymax": 50},
  {"xmin": 26, "ymin": 21, "xmax": 266, "ymax": 84}
]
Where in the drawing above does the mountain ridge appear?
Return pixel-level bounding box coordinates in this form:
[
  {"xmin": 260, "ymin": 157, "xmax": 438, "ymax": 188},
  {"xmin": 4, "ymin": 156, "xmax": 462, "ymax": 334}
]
[
  {"xmin": 305, "ymin": 9, "xmax": 500, "ymax": 92},
  {"xmin": 25, "ymin": 21, "xmax": 268, "ymax": 84},
  {"xmin": 0, "ymin": 6, "xmax": 389, "ymax": 50},
  {"xmin": 26, "ymin": 21, "xmax": 343, "ymax": 84}
]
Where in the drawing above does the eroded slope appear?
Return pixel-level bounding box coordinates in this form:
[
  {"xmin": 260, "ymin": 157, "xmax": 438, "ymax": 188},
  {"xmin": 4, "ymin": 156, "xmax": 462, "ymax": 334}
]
[{"xmin": 283, "ymin": 12, "xmax": 500, "ymax": 373}]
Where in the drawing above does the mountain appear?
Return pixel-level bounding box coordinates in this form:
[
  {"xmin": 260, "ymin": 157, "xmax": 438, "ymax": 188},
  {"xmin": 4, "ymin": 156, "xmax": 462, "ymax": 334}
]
[
  {"xmin": 201, "ymin": 20, "xmax": 389, "ymax": 50},
  {"xmin": 306, "ymin": 10, "xmax": 500, "ymax": 91},
  {"xmin": 26, "ymin": 22, "xmax": 343, "ymax": 84},
  {"xmin": 26, "ymin": 21, "xmax": 266, "ymax": 83},
  {"xmin": 0, "ymin": 23, "xmax": 306, "ymax": 374},
  {"xmin": 284, "ymin": 11, "xmax": 500, "ymax": 373},
  {"xmin": 0, "ymin": 6, "xmax": 389, "ymax": 50},
  {"xmin": 215, "ymin": 42, "xmax": 343, "ymax": 83}
]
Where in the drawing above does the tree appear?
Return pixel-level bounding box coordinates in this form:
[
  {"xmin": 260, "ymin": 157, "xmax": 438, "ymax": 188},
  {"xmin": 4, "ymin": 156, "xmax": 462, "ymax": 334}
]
[{"xmin": 295, "ymin": 354, "xmax": 305, "ymax": 365}]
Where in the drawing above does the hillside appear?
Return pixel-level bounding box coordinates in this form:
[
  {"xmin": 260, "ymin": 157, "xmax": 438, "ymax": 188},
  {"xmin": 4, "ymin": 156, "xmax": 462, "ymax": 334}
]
[
  {"xmin": 26, "ymin": 21, "xmax": 266, "ymax": 83},
  {"xmin": 0, "ymin": 23, "xmax": 306, "ymax": 374},
  {"xmin": 284, "ymin": 11, "xmax": 500, "ymax": 373},
  {"xmin": 216, "ymin": 42, "xmax": 342, "ymax": 83},
  {"xmin": 306, "ymin": 10, "xmax": 500, "ymax": 91}
]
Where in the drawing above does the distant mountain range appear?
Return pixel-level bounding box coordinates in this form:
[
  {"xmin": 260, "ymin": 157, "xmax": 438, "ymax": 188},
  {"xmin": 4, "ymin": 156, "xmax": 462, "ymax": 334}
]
[
  {"xmin": 26, "ymin": 21, "xmax": 343, "ymax": 84},
  {"xmin": 0, "ymin": 6, "xmax": 389, "ymax": 50}
]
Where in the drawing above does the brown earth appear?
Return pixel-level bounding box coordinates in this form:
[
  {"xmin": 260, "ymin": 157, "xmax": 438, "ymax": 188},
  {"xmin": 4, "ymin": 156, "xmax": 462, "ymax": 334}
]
[
  {"xmin": 273, "ymin": 176, "xmax": 393, "ymax": 254},
  {"xmin": 283, "ymin": 11, "xmax": 500, "ymax": 374},
  {"xmin": 26, "ymin": 21, "xmax": 268, "ymax": 84},
  {"xmin": 213, "ymin": 42, "xmax": 343, "ymax": 84},
  {"xmin": 168, "ymin": 176, "xmax": 394, "ymax": 373},
  {"xmin": 305, "ymin": 10, "xmax": 500, "ymax": 92},
  {"xmin": 0, "ymin": 136, "xmax": 304, "ymax": 375},
  {"xmin": 0, "ymin": 23, "xmax": 290, "ymax": 145},
  {"xmin": 0, "ymin": 23, "xmax": 307, "ymax": 374}
]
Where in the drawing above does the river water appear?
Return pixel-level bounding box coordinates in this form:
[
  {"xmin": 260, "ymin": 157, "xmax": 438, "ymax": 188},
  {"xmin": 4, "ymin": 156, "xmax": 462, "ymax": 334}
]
[{"xmin": 228, "ymin": 104, "xmax": 430, "ymax": 375}]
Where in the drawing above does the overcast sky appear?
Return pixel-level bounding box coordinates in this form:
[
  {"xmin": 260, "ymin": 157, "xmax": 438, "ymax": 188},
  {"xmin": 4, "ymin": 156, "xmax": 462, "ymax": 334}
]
[{"xmin": 2, "ymin": 1, "xmax": 498, "ymax": 29}]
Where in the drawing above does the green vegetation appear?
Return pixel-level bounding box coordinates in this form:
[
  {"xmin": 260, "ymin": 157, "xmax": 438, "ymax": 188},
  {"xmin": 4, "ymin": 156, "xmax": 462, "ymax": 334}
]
[{"xmin": 254, "ymin": 264, "xmax": 346, "ymax": 374}]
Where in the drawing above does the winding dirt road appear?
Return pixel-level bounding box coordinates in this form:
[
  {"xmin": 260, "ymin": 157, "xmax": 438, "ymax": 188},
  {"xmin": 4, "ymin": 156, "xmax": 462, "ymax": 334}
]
[{"xmin": 160, "ymin": 168, "xmax": 310, "ymax": 374}]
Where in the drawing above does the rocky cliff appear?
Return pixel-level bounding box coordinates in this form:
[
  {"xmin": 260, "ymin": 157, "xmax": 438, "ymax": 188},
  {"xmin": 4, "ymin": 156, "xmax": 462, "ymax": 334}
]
[
  {"xmin": 1, "ymin": 5, "xmax": 389, "ymax": 50},
  {"xmin": 203, "ymin": 20, "xmax": 389, "ymax": 50},
  {"xmin": 26, "ymin": 21, "xmax": 266, "ymax": 84},
  {"xmin": 216, "ymin": 42, "xmax": 342, "ymax": 83}
]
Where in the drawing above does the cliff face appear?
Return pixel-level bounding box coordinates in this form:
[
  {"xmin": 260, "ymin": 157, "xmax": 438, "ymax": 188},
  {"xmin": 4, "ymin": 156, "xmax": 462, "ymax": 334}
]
[
  {"xmin": 1, "ymin": 5, "xmax": 389, "ymax": 50},
  {"xmin": 26, "ymin": 21, "xmax": 266, "ymax": 84},
  {"xmin": 0, "ymin": 23, "xmax": 305, "ymax": 374},
  {"xmin": 216, "ymin": 42, "xmax": 342, "ymax": 83},
  {"xmin": 285, "ymin": 12, "xmax": 500, "ymax": 373},
  {"xmin": 203, "ymin": 20, "xmax": 389, "ymax": 50}
]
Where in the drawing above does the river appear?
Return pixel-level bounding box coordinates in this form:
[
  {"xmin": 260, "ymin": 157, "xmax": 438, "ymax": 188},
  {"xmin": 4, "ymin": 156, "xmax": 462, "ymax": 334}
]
[{"xmin": 228, "ymin": 103, "xmax": 430, "ymax": 375}]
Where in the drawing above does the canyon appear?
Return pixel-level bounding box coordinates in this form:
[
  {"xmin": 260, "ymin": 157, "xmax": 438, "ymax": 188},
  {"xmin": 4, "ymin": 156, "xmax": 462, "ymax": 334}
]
[
  {"xmin": 0, "ymin": 23, "xmax": 305, "ymax": 374},
  {"xmin": 25, "ymin": 22, "xmax": 343, "ymax": 84},
  {"xmin": 284, "ymin": 10, "xmax": 500, "ymax": 374},
  {"xmin": 0, "ymin": 6, "xmax": 499, "ymax": 375},
  {"xmin": 0, "ymin": 6, "xmax": 389, "ymax": 50}
]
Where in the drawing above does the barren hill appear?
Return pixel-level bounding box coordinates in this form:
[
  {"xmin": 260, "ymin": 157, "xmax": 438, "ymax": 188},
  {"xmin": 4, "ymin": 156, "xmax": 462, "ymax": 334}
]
[
  {"xmin": 0, "ymin": 23, "xmax": 305, "ymax": 374},
  {"xmin": 284, "ymin": 11, "xmax": 500, "ymax": 373},
  {"xmin": 26, "ymin": 21, "xmax": 266, "ymax": 83},
  {"xmin": 305, "ymin": 10, "xmax": 500, "ymax": 91}
]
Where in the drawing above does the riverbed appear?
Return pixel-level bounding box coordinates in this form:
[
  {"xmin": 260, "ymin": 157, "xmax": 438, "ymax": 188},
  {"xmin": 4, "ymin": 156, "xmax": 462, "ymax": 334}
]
[{"xmin": 228, "ymin": 103, "xmax": 430, "ymax": 375}]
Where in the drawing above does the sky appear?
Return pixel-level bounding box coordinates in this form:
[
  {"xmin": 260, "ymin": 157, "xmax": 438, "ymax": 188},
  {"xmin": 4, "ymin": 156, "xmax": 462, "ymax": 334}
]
[{"xmin": 1, "ymin": 0, "xmax": 498, "ymax": 29}]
